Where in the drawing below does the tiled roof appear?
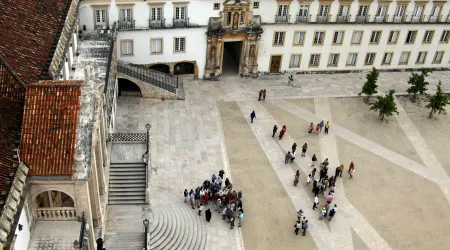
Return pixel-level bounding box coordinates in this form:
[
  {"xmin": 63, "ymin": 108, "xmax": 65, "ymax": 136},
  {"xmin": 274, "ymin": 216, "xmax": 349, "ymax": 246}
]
[
  {"xmin": 0, "ymin": 97, "xmax": 23, "ymax": 200},
  {"xmin": 0, "ymin": 0, "xmax": 72, "ymax": 84},
  {"xmin": 21, "ymin": 80, "xmax": 83, "ymax": 176}
]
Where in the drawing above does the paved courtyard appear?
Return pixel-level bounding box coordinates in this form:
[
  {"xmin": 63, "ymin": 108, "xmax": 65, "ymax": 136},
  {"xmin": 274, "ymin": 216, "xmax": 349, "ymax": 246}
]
[{"xmin": 114, "ymin": 71, "xmax": 450, "ymax": 249}]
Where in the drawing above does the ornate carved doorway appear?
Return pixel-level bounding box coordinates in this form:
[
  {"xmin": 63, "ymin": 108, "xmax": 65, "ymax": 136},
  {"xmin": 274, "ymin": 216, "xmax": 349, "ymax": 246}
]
[{"xmin": 222, "ymin": 41, "xmax": 242, "ymax": 75}]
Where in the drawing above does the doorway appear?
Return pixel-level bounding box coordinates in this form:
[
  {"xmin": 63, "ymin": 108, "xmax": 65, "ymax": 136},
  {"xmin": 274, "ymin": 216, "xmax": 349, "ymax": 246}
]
[
  {"xmin": 270, "ymin": 55, "xmax": 282, "ymax": 73},
  {"xmin": 222, "ymin": 41, "xmax": 242, "ymax": 76}
]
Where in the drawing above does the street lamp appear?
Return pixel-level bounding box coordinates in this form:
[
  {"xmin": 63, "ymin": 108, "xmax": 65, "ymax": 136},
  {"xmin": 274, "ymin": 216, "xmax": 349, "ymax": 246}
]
[
  {"xmin": 176, "ymin": 65, "xmax": 180, "ymax": 88},
  {"xmin": 145, "ymin": 123, "xmax": 151, "ymax": 152},
  {"xmin": 143, "ymin": 219, "xmax": 150, "ymax": 250}
]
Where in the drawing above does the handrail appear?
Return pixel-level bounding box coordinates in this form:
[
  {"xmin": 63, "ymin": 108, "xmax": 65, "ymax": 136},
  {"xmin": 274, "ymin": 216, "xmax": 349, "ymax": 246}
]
[{"xmin": 79, "ymin": 212, "xmax": 86, "ymax": 249}]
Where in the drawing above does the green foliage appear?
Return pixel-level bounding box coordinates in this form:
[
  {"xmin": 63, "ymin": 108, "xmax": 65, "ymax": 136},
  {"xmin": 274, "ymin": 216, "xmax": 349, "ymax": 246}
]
[
  {"xmin": 359, "ymin": 67, "xmax": 379, "ymax": 100},
  {"xmin": 426, "ymin": 81, "xmax": 448, "ymax": 118},
  {"xmin": 406, "ymin": 68, "xmax": 432, "ymax": 101},
  {"xmin": 370, "ymin": 89, "xmax": 399, "ymax": 120}
]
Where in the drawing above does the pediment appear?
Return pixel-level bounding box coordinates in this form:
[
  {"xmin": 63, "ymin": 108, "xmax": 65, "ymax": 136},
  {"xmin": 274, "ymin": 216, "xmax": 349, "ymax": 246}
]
[{"xmin": 223, "ymin": 0, "xmax": 250, "ymax": 6}]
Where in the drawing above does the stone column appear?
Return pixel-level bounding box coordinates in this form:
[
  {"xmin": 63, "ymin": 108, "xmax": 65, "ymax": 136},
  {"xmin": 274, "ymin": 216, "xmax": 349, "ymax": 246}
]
[
  {"xmin": 215, "ymin": 36, "xmax": 223, "ymax": 76},
  {"xmin": 74, "ymin": 182, "xmax": 96, "ymax": 248},
  {"xmin": 88, "ymin": 153, "xmax": 103, "ymax": 228},
  {"xmin": 96, "ymin": 137, "xmax": 106, "ymax": 195},
  {"xmin": 252, "ymin": 34, "xmax": 261, "ymax": 75}
]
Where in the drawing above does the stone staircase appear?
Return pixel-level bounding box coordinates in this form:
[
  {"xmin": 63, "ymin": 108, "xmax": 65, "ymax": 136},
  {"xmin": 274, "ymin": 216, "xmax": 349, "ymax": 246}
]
[
  {"xmin": 105, "ymin": 205, "xmax": 146, "ymax": 250},
  {"xmin": 108, "ymin": 162, "xmax": 146, "ymax": 205}
]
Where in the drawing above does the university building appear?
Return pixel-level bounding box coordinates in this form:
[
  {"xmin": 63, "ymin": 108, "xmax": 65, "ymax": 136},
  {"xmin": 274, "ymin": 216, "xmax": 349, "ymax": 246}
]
[{"xmin": 79, "ymin": 0, "xmax": 450, "ymax": 80}]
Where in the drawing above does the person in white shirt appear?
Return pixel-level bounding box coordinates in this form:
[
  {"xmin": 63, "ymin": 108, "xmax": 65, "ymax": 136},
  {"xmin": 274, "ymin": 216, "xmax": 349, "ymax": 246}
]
[{"xmin": 312, "ymin": 196, "xmax": 319, "ymax": 210}]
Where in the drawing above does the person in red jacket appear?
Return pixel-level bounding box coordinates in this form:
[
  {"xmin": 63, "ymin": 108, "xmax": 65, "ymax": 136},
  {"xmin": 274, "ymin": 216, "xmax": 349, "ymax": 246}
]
[{"xmin": 279, "ymin": 125, "xmax": 287, "ymax": 140}]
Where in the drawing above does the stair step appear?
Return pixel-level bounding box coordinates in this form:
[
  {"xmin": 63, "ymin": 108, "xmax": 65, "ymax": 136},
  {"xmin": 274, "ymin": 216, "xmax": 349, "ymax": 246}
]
[
  {"xmin": 110, "ymin": 172, "xmax": 145, "ymax": 177},
  {"xmin": 109, "ymin": 183, "xmax": 146, "ymax": 188},
  {"xmin": 110, "ymin": 168, "xmax": 145, "ymax": 172},
  {"xmin": 108, "ymin": 200, "xmax": 147, "ymax": 205},
  {"xmin": 109, "ymin": 187, "xmax": 145, "ymax": 192},
  {"xmin": 110, "ymin": 175, "xmax": 145, "ymax": 179},
  {"xmin": 109, "ymin": 191, "xmax": 145, "ymax": 196},
  {"xmin": 109, "ymin": 195, "xmax": 145, "ymax": 201},
  {"xmin": 109, "ymin": 179, "xmax": 146, "ymax": 184}
]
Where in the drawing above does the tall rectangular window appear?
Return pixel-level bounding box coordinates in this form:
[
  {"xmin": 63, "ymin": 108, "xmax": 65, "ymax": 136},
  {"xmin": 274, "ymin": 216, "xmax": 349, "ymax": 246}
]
[
  {"xmin": 313, "ymin": 31, "xmax": 325, "ymax": 44},
  {"xmin": 440, "ymin": 30, "xmax": 449, "ymax": 43},
  {"xmin": 399, "ymin": 52, "xmax": 411, "ymax": 64},
  {"xmin": 318, "ymin": 5, "xmax": 329, "ymax": 16},
  {"xmin": 405, "ymin": 31, "xmax": 417, "ymax": 44},
  {"xmin": 120, "ymin": 9, "xmax": 132, "ymax": 22},
  {"xmin": 95, "ymin": 10, "xmax": 107, "ymax": 27},
  {"xmin": 347, "ymin": 53, "xmax": 358, "ymax": 65},
  {"xmin": 388, "ymin": 30, "xmax": 399, "ymax": 44},
  {"xmin": 423, "ymin": 30, "xmax": 434, "ymax": 43},
  {"xmin": 413, "ymin": 5, "xmax": 424, "ymax": 18},
  {"xmin": 382, "ymin": 52, "xmax": 393, "ymax": 65},
  {"xmin": 175, "ymin": 6, "xmax": 186, "ymax": 20},
  {"xmin": 309, "ymin": 54, "xmax": 320, "ymax": 67},
  {"xmin": 174, "ymin": 37, "xmax": 185, "ymax": 52},
  {"xmin": 376, "ymin": 5, "xmax": 388, "ymax": 17},
  {"xmin": 358, "ymin": 5, "xmax": 369, "ymax": 17},
  {"xmin": 365, "ymin": 53, "xmax": 376, "ymax": 65},
  {"xmin": 273, "ymin": 32, "xmax": 285, "ymax": 45},
  {"xmin": 240, "ymin": 11, "xmax": 245, "ymax": 24},
  {"xmin": 351, "ymin": 31, "xmax": 363, "ymax": 44},
  {"xmin": 298, "ymin": 5, "xmax": 309, "ymax": 16},
  {"xmin": 151, "ymin": 7, "xmax": 163, "ymax": 21},
  {"xmin": 150, "ymin": 38, "xmax": 163, "ymax": 54},
  {"xmin": 338, "ymin": 5, "xmax": 350, "ymax": 17},
  {"xmin": 333, "ymin": 31, "xmax": 344, "ymax": 45},
  {"xmin": 370, "ymin": 31, "xmax": 382, "ymax": 44},
  {"xmin": 293, "ymin": 31, "xmax": 305, "ymax": 45},
  {"xmin": 278, "ymin": 5, "xmax": 289, "ymax": 16},
  {"xmin": 226, "ymin": 12, "xmax": 232, "ymax": 25},
  {"xmin": 416, "ymin": 52, "xmax": 427, "ymax": 64},
  {"xmin": 433, "ymin": 51, "xmax": 444, "ymax": 63},
  {"xmin": 121, "ymin": 40, "xmax": 133, "ymax": 55},
  {"xmin": 290, "ymin": 54, "xmax": 301, "ymax": 68},
  {"xmin": 328, "ymin": 54, "xmax": 339, "ymax": 66},
  {"xmin": 395, "ymin": 5, "xmax": 406, "ymax": 17}
]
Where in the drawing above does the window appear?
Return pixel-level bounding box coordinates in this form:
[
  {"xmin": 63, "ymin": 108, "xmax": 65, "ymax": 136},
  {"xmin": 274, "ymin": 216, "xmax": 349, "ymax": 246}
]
[
  {"xmin": 376, "ymin": 5, "xmax": 388, "ymax": 17},
  {"xmin": 150, "ymin": 38, "xmax": 163, "ymax": 54},
  {"xmin": 318, "ymin": 5, "xmax": 329, "ymax": 16},
  {"xmin": 240, "ymin": 11, "xmax": 245, "ymax": 24},
  {"xmin": 309, "ymin": 54, "xmax": 320, "ymax": 67},
  {"xmin": 95, "ymin": 9, "xmax": 107, "ymax": 26},
  {"xmin": 151, "ymin": 7, "xmax": 163, "ymax": 21},
  {"xmin": 273, "ymin": 32, "xmax": 285, "ymax": 45},
  {"xmin": 347, "ymin": 53, "xmax": 358, "ymax": 65},
  {"xmin": 413, "ymin": 5, "xmax": 424, "ymax": 18},
  {"xmin": 382, "ymin": 52, "xmax": 393, "ymax": 65},
  {"xmin": 278, "ymin": 5, "xmax": 289, "ymax": 16},
  {"xmin": 440, "ymin": 30, "xmax": 449, "ymax": 43},
  {"xmin": 175, "ymin": 6, "xmax": 186, "ymax": 20},
  {"xmin": 433, "ymin": 51, "xmax": 444, "ymax": 63},
  {"xmin": 253, "ymin": 1, "xmax": 259, "ymax": 9},
  {"xmin": 405, "ymin": 31, "xmax": 417, "ymax": 44},
  {"xmin": 120, "ymin": 9, "xmax": 132, "ymax": 22},
  {"xmin": 423, "ymin": 30, "xmax": 434, "ymax": 43},
  {"xmin": 351, "ymin": 31, "xmax": 363, "ymax": 44},
  {"xmin": 399, "ymin": 52, "xmax": 411, "ymax": 64},
  {"xmin": 416, "ymin": 52, "xmax": 427, "ymax": 64},
  {"xmin": 388, "ymin": 31, "xmax": 399, "ymax": 44},
  {"xmin": 338, "ymin": 5, "xmax": 350, "ymax": 17},
  {"xmin": 174, "ymin": 37, "xmax": 185, "ymax": 52},
  {"xmin": 213, "ymin": 3, "xmax": 220, "ymax": 10},
  {"xmin": 293, "ymin": 31, "xmax": 305, "ymax": 45},
  {"xmin": 226, "ymin": 12, "xmax": 232, "ymax": 25},
  {"xmin": 298, "ymin": 5, "xmax": 309, "ymax": 17},
  {"xmin": 121, "ymin": 40, "xmax": 133, "ymax": 55},
  {"xmin": 333, "ymin": 31, "xmax": 344, "ymax": 45},
  {"xmin": 431, "ymin": 6, "xmax": 441, "ymax": 17},
  {"xmin": 328, "ymin": 54, "xmax": 339, "ymax": 66},
  {"xmin": 370, "ymin": 31, "xmax": 382, "ymax": 44},
  {"xmin": 395, "ymin": 5, "xmax": 406, "ymax": 17},
  {"xmin": 290, "ymin": 54, "xmax": 301, "ymax": 68},
  {"xmin": 358, "ymin": 5, "xmax": 369, "ymax": 17},
  {"xmin": 313, "ymin": 31, "xmax": 325, "ymax": 45},
  {"xmin": 365, "ymin": 53, "xmax": 376, "ymax": 65}
]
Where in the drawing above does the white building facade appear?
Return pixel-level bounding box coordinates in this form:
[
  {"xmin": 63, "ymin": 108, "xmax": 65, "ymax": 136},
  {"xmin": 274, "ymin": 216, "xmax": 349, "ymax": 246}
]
[{"xmin": 79, "ymin": 0, "xmax": 450, "ymax": 79}]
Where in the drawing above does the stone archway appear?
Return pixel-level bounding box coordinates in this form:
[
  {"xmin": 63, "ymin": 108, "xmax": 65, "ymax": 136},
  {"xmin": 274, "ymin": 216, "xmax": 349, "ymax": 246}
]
[
  {"xmin": 175, "ymin": 62, "xmax": 195, "ymax": 75},
  {"xmin": 118, "ymin": 78, "xmax": 143, "ymax": 97},
  {"xmin": 149, "ymin": 64, "xmax": 170, "ymax": 74},
  {"xmin": 35, "ymin": 190, "xmax": 75, "ymax": 208}
]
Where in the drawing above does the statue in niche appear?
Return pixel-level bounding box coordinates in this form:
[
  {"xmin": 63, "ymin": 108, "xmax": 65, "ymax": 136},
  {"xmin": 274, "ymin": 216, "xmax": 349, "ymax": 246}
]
[
  {"xmin": 232, "ymin": 12, "xmax": 239, "ymax": 29},
  {"xmin": 209, "ymin": 46, "xmax": 216, "ymax": 65},
  {"xmin": 249, "ymin": 45, "xmax": 255, "ymax": 57}
]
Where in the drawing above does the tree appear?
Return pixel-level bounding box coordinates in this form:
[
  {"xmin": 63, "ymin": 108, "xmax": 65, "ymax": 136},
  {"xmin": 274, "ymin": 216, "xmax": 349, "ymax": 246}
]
[
  {"xmin": 406, "ymin": 68, "xmax": 432, "ymax": 101},
  {"xmin": 426, "ymin": 81, "xmax": 448, "ymax": 118},
  {"xmin": 370, "ymin": 89, "xmax": 399, "ymax": 121},
  {"xmin": 359, "ymin": 67, "xmax": 379, "ymax": 102}
]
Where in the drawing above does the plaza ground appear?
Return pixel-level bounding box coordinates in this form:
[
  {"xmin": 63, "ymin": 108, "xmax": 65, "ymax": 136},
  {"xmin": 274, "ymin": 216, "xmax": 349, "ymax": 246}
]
[{"xmin": 114, "ymin": 71, "xmax": 450, "ymax": 249}]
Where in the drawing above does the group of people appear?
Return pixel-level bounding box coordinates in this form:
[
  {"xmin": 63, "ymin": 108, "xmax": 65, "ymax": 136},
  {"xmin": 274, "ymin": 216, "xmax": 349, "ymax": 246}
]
[
  {"xmin": 308, "ymin": 120, "xmax": 331, "ymax": 135},
  {"xmin": 258, "ymin": 89, "xmax": 267, "ymax": 101},
  {"xmin": 272, "ymin": 124, "xmax": 287, "ymax": 140},
  {"xmin": 284, "ymin": 142, "xmax": 309, "ymax": 164},
  {"xmin": 183, "ymin": 170, "xmax": 244, "ymax": 229}
]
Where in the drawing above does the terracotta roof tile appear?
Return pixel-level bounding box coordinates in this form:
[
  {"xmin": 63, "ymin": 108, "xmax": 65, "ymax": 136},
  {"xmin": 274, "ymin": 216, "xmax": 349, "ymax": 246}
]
[
  {"xmin": 0, "ymin": 0, "xmax": 72, "ymax": 84},
  {"xmin": 21, "ymin": 80, "xmax": 83, "ymax": 176}
]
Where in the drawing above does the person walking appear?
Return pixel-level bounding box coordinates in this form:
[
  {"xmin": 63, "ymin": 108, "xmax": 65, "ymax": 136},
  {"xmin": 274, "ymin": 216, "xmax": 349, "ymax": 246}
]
[
  {"xmin": 294, "ymin": 220, "xmax": 301, "ymax": 235},
  {"xmin": 290, "ymin": 152, "xmax": 296, "ymax": 163},
  {"xmin": 285, "ymin": 151, "xmax": 292, "ymax": 164},
  {"xmin": 222, "ymin": 207, "xmax": 227, "ymax": 220},
  {"xmin": 338, "ymin": 164, "xmax": 344, "ymax": 178},
  {"xmin": 238, "ymin": 211, "xmax": 244, "ymax": 227},
  {"xmin": 327, "ymin": 193, "xmax": 333, "ymax": 204},
  {"xmin": 328, "ymin": 206, "xmax": 337, "ymax": 221},
  {"xmin": 319, "ymin": 120, "xmax": 324, "ymax": 132},
  {"xmin": 310, "ymin": 168, "xmax": 316, "ymax": 180},
  {"xmin": 279, "ymin": 125, "xmax": 287, "ymax": 140},
  {"xmin": 349, "ymin": 165, "xmax": 355, "ymax": 179},
  {"xmin": 258, "ymin": 89, "xmax": 263, "ymax": 100},
  {"xmin": 190, "ymin": 192, "xmax": 195, "ymax": 209},
  {"xmin": 306, "ymin": 174, "xmax": 312, "ymax": 186},
  {"xmin": 308, "ymin": 122, "xmax": 314, "ymax": 134},
  {"xmin": 198, "ymin": 204, "xmax": 203, "ymax": 216},
  {"xmin": 205, "ymin": 208, "xmax": 212, "ymax": 222},
  {"xmin": 263, "ymin": 89, "xmax": 267, "ymax": 100},
  {"xmin": 315, "ymin": 123, "xmax": 320, "ymax": 134},
  {"xmin": 272, "ymin": 125, "xmax": 278, "ymax": 137},
  {"xmin": 324, "ymin": 121, "xmax": 331, "ymax": 134},
  {"xmin": 302, "ymin": 220, "xmax": 309, "ymax": 236},
  {"xmin": 291, "ymin": 142, "xmax": 297, "ymax": 154},
  {"xmin": 288, "ymin": 75, "xmax": 294, "ymax": 86},
  {"xmin": 184, "ymin": 189, "xmax": 188, "ymax": 202},
  {"xmin": 230, "ymin": 215, "xmax": 235, "ymax": 229},
  {"xmin": 325, "ymin": 203, "xmax": 330, "ymax": 216},
  {"xmin": 334, "ymin": 166, "xmax": 341, "ymax": 180},
  {"xmin": 301, "ymin": 143, "xmax": 308, "ymax": 157},
  {"xmin": 250, "ymin": 111, "xmax": 256, "ymax": 123},
  {"xmin": 312, "ymin": 196, "xmax": 319, "ymax": 210},
  {"xmin": 296, "ymin": 209, "xmax": 303, "ymax": 221},
  {"xmin": 311, "ymin": 154, "xmax": 317, "ymax": 167},
  {"xmin": 319, "ymin": 206, "xmax": 327, "ymax": 220}
]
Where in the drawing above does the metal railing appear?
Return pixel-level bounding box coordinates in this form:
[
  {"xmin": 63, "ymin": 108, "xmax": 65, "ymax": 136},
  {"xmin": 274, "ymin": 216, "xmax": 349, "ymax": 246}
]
[
  {"xmin": 33, "ymin": 207, "xmax": 78, "ymax": 220},
  {"xmin": 288, "ymin": 13, "xmax": 450, "ymax": 24},
  {"xmin": 336, "ymin": 15, "xmax": 349, "ymax": 23},
  {"xmin": 173, "ymin": 18, "xmax": 189, "ymax": 28},
  {"xmin": 79, "ymin": 212, "xmax": 87, "ymax": 249},
  {"xmin": 118, "ymin": 20, "xmax": 135, "ymax": 31},
  {"xmin": 296, "ymin": 15, "xmax": 310, "ymax": 23},
  {"xmin": 275, "ymin": 15, "xmax": 290, "ymax": 23},
  {"xmin": 149, "ymin": 19, "xmax": 165, "ymax": 29},
  {"xmin": 355, "ymin": 15, "xmax": 368, "ymax": 23},
  {"xmin": 316, "ymin": 15, "xmax": 329, "ymax": 23},
  {"xmin": 117, "ymin": 61, "xmax": 179, "ymax": 94}
]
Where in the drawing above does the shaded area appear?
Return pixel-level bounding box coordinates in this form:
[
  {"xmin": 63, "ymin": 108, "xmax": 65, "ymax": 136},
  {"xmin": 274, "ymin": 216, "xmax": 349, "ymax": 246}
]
[
  {"xmin": 351, "ymin": 228, "xmax": 371, "ymax": 250},
  {"xmin": 222, "ymin": 42, "xmax": 241, "ymax": 76},
  {"xmin": 175, "ymin": 62, "xmax": 195, "ymax": 75},
  {"xmin": 118, "ymin": 78, "xmax": 142, "ymax": 97},
  {"xmin": 149, "ymin": 64, "xmax": 170, "ymax": 74},
  {"xmin": 337, "ymin": 137, "xmax": 450, "ymax": 249},
  {"xmin": 219, "ymin": 101, "xmax": 317, "ymax": 250}
]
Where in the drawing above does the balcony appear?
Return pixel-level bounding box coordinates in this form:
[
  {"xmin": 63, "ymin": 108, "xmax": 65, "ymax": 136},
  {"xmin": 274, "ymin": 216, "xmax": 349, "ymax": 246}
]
[
  {"xmin": 355, "ymin": 15, "xmax": 368, "ymax": 23},
  {"xmin": 173, "ymin": 18, "xmax": 189, "ymax": 28},
  {"xmin": 392, "ymin": 15, "xmax": 406, "ymax": 23},
  {"xmin": 336, "ymin": 15, "xmax": 349, "ymax": 23},
  {"xmin": 34, "ymin": 207, "xmax": 78, "ymax": 221},
  {"xmin": 296, "ymin": 15, "xmax": 310, "ymax": 23},
  {"xmin": 316, "ymin": 15, "xmax": 329, "ymax": 23},
  {"xmin": 149, "ymin": 19, "xmax": 165, "ymax": 29},
  {"xmin": 118, "ymin": 20, "xmax": 135, "ymax": 31},
  {"xmin": 373, "ymin": 15, "xmax": 387, "ymax": 23},
  {"xmin": 428, "ymin": 15, "xmax": 439, "ymax": 23},
  {"xmin": 410, "ymin": 15, "xmax": 422, "ymax": 23},
  {"xmin": 275, "ymin": 15, "xmax": 290, "ymax": 23}
]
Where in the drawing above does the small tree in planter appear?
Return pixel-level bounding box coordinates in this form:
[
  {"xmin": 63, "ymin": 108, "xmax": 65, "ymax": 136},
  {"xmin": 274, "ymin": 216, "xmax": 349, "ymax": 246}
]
[
  {"xmin": 406, "ymin": 68, "xmax": 432, "ymax": 102},
  {"xmin": 426, "ymin": 81, "xmax": 448, "ymax": 118},
  {"xmin": 359, "ymin": 67, "xmax": 379, "ymax": 103},
  {"xmin": 370, "ymin": 89, "xmax": 399, "ymax": 121}
]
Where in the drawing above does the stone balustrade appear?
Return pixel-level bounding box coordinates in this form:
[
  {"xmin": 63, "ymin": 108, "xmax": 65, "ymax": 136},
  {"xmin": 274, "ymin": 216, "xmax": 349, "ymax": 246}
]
[{"xmin": 33, "ymin": 207, "xmax": 78, "ymax": 221}]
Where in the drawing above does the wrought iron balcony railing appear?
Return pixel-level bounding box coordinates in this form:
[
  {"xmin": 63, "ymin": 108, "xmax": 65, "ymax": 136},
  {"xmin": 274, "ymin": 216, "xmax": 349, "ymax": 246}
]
[
  {"xmin": 274, "ymin": 15, "xmax": 290, "ymax": 23},
  {"xmin": 316, "ymin": 15, "xmax": 329, "ymax": 23},
  {"xmin": 149, "ymin": 19, "xmax": 165, "ymax": 29},
  {"xmin": 118, "ymin": 20, "xmax": 135, "ymax": 31},
  {"xmin": 173, "ymin": 18, "xmax": 189, "ymax": 28},
  {"xmin": 336, "ymin": 15, "xmax": 349, "ymax": 23},
  {"xmin": 296, "ymin": 15, "xmax": 310, "ymax": 23},
  {"xmin": 355, "ymin": 15, "xmax": 368, "ymax": 23}
]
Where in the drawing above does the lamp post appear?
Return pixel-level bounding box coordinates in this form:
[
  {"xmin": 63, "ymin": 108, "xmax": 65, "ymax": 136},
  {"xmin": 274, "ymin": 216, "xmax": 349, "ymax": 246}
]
[
  {"xmin": 143, "ymin": 219, "xmax": 150, "ymax": 250},
  {"xmin": 176, "ymin": 65, "xmax": 180, "ymax": 88},
  {"xmin": 145, "ymin": 123, "xmax": 151, "ymax": 153}
]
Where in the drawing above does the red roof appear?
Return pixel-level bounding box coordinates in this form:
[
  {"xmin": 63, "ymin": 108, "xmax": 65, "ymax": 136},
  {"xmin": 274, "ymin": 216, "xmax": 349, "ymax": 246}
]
[
  {"xmin": 21, "ymin": 80, "xmax": 82, "ymax": 176},
  {"xmin": 0, "ymin": 0, "xmax": 72, "ymax": 85}
]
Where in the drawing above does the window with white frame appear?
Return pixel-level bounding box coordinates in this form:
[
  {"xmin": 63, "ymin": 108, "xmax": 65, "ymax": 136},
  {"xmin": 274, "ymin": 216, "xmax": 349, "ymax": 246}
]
[
  {"xmin": 298, "ymin": 5, "xmax": 309, "ymax": 17},
  {"xmin": 151, "ymin": 7, "xmax": 163, "ymax": 21},
  {"xmin": 309, "ymin": 54, "xmax": 320, "ymax": 66},
  {"xmin": 274, "ymin": 32, "xmax": 285, "ymax": 45},
  {"xmin": 120, "ymin": 9, "xmax": 132, "ymax": 22},
  {"xmin": 431, "ymin": 6, "xmax": 441, "ymax": 17},
  {"xmin": 416, "ymin": 52, "xmax": 427, "ymax": 64},
  {"xmin": 423, "ymin": 30, "xmax": 434, "ymax": 43},
  {"xmin": 175, "ymin": 6, "xmax": 186, "ymax": 20},
  {"xmin": 358, "ymin": 5, "xmax": 369, "ymax": 17},
  {"xmin": 318, "ymin": 5, "xmax": 329, "ymax": 17},
  {"xmin": 433, "ymin": 51, "xmax": 444, "ymax": 63},
  {"xmin": 351, "ymin": 31, "xmax": 363, "ymax": 44},
  {"xmin": 440, "ymin": 30, "xmax": 449, "ymax": 43},
  {"xmin": 333, "ymin": 31, "xmax": 344, "ymax": 44},
  {"xmin": 376, "ymin": 5, "xmax": 388, "ymax": 17},
  {"xmin": 313, "ymin": 31, "xmax": 325, "ymax": 44},
  {"xmin": 278, "ymin": 5, "xmax": 289, "ymax": 16},
  {"xmin": 328, "ymin": 54, "xmax": 339, "ymax": 66},
  {"xmin": 151, "ymin": 38, "xmax": 163, "ymax": 54},
  {"xmin": 388, "ymin": 30, "xmax": 399, "ymax": 43},
  {"xmin": 382, "ymin": 52, "xmax": 393, "ymax": 65},
  {"xmin": 399, "ymin": 52, "xmax": 410, "ymax": 64},
  {"xmin": 347, "ymin": 53, "xmax": 358, "ymax": 65},
  {"xmin": 253, "ymin": 1, "xmax": 259, "ymax": 9},
  {"xmin": 290, "ymin": 54, "xmax": 301, "ymax": 68},
  {"xmin": 413, "ymin": 5, "xmax": 424, "ymax": 18},
  {"xmin": 174, "ymin": 37, "xmax": 185, "ymax": 52},
  {"xmin": 365, "ymin": 53, "xmax": 376, "ymax": 65},
  {"xmin": 370, "ymin": 31, "xmax": 382, "ymax": 44},
  {"xmin": 121, "ymin": 40, "xmax": 133, "ymax": 55},
  {"xmin": 338, "ymin": 5, "xmax": 350, "ymax": 17},
  {"xmin": 95, "ymin": 9, "xmax": 107, "ymax": 27},
  {"xmin": 293, "ymin": 31, "xmax": 305, "ymax": 45},
  {"xmin": 213, "ymin": 3, "xmax": 220, "ymax": 10},
  {"xmin": 405, "ymin": 31, "xmax": 417, "ymax": 44},
  {"xmin": 395, "ymin": 5, "xmax": 406, "ymax": 17}
]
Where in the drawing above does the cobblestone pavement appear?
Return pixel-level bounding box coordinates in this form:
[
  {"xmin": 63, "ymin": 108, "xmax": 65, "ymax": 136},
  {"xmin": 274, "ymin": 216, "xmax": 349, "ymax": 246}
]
[{"xmin": 114, "ymin": 70, "xmax": 450, "ymax": 250}]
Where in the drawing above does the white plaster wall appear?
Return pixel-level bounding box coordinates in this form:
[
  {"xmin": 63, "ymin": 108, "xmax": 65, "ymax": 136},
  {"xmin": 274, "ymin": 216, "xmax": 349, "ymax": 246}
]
[
  {"xmin": 79, "ymin": 5, "xmax": 94, "ymax": 31},
  {"xmin": 13, "ymin": 207, "xmax": 31, "ymax": 250},
  {"xmin": 117, "ymin": 28, "xmax": 208, "ymax": 77}
]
